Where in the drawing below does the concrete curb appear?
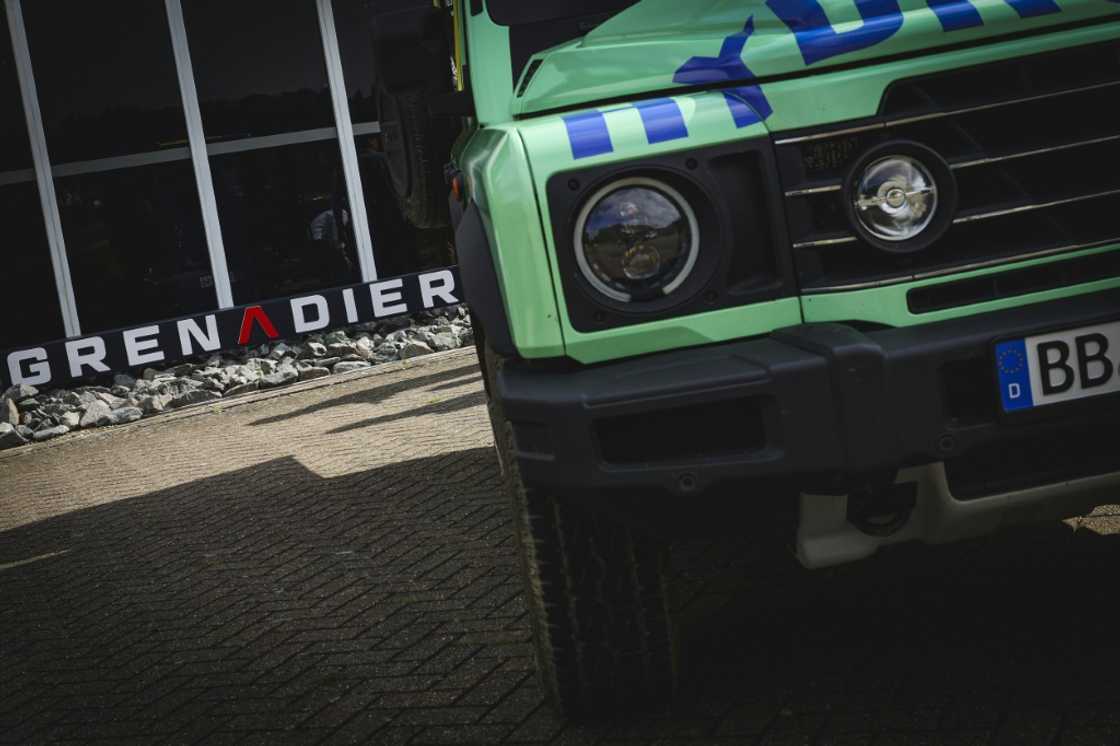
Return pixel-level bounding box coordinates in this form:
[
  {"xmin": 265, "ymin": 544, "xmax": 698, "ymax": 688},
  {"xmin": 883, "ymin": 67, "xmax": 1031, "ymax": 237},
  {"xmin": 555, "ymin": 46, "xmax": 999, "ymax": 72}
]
[{"xmin": 0, "ymin": 348, "xmax": 478, "ymax": 463}]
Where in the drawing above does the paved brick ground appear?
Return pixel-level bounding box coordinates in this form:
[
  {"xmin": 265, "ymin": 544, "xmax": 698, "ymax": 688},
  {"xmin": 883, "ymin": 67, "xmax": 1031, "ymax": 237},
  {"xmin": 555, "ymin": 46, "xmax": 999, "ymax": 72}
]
[{"xmin": 3, "ymin": 348, "xmax": 1120, "ymax": 745}]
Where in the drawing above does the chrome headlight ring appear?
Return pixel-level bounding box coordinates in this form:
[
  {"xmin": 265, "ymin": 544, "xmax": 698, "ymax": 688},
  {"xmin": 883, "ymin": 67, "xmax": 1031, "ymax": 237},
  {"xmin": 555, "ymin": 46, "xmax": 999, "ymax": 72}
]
[{"xmin": 573, "ymin": 176, "xmax": 701, "ymax": 304}]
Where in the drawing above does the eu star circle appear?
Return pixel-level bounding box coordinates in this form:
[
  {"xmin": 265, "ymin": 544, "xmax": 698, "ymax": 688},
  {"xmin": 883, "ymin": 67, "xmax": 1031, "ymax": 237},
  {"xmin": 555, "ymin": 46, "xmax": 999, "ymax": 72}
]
[{"xmin": 998, "ymin": 346, "xmax": 1026, "ymax": 375}]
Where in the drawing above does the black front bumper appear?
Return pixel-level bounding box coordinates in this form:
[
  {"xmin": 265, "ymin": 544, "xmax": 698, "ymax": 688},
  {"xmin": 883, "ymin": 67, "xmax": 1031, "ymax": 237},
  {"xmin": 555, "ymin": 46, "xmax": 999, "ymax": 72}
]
[{"xmin": 496, "ymin": 290, "xmax": 1120, "ymax": 498}]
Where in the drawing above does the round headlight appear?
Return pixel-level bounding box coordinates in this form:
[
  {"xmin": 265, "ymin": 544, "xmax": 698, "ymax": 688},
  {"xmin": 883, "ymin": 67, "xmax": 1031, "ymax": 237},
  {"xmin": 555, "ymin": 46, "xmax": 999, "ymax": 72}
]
[
  {"xmin": 844, "ymin": 142, "xmax": 957, "ymax": 255},
  {"xmin": 574, "ymin": 177, "xmax": 699, "ymax": 303}
]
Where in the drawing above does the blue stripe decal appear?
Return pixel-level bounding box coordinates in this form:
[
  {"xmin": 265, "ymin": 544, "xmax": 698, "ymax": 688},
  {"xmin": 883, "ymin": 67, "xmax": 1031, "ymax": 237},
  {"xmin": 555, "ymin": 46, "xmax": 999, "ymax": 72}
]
[
  {"xmin": 724, "ymin": 85, "xmax": 773, "ymax": 128},
  {"xmin": 767, "ymin": 0, "xmax": 904, "ymax": 66},
  {"xmin": 673, "ymin": 17, "xmax": 774, "ymax": 129},
  {"xmin": 995, "ymin": 339, "xmax": 1035, "ymax": 412},
  {"xmin": 563, "ymin": 111, "xmax": 613, "ymax": 160},
  {"xmin": 1003, "ymin": 0, "xmax": 1061, "ymax": 17},
  {"xmin": 633, "ymin": 99, "xmax": 689, "ymax": 144},
  {"xmin": 926, "ymin": 0, "xmax": 984, "ymax": 30}
]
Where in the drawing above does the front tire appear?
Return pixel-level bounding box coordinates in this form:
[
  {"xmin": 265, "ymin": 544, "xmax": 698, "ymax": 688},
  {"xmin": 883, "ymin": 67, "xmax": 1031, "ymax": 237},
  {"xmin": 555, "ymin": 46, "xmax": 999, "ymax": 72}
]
[{"xmin": 480, "ymin": 342, "xmax": 677, "ymax": 717}]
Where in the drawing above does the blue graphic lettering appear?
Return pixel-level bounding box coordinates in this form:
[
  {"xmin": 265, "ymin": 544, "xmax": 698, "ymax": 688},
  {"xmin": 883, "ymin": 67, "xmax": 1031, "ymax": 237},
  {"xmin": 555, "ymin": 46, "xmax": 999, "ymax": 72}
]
[
  {"xmin": 767, "ymin": 0, "xmax": 904, "ymax": 65},
  {"xmin": 1003, "ymin": 0, "xmax": 1062, "ymax": 17},
  {"xmin": 996, "ymin": 339, "xmax": 1035, "ymax": 412},
  {"xmin": 723, "ymin": 86, "xmax": 773, "ymax": 128},
  {"xmin": 632, "ymin": 99, "xmax": 690, "ymax": 144},
  {"xmin": 673, "ymin": 17, "xmax": 774, "ymax": 128},
  {"xmin": 563, "ymin": 110, "xmax": 613, "ymax": 160},
  {"xmin": 926, "ymin": 0, "xmax": 984, "ymax": 30}
]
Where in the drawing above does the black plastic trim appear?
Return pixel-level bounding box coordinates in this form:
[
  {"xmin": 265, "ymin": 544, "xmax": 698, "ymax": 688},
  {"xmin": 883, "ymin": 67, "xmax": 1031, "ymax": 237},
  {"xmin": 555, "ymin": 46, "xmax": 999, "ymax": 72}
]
[
  {"xmin": 908, "ymin": 247, "xmax": 1120, "ymax": 313},
  {"xmin": 455, "ymin": 202, "xmax": 516, "ymax": 357},
  {"xmin": 495, "ymin": 289, "xmax": 1120, "ymax": 496}
]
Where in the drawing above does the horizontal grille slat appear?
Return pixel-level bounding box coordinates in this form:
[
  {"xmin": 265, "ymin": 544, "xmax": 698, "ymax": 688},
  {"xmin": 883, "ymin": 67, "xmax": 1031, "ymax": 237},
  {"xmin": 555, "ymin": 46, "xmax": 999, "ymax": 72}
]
[
  {"xmin": 775, "ymin": 38, "xmax": 1120, "ymax": 299},
  {"xmin": 907, "ymin": 248, "xmax": 1120, "ymax": 313}
]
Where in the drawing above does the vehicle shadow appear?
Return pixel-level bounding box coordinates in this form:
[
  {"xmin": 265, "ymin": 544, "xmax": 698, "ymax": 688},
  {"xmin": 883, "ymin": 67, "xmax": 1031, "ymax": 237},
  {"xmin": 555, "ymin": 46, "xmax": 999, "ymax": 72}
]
[
  {"xmin": 247, "ymin": 360, "xmax": 482, "ymax": 428},
  {"xmin": 2, "ymin": 437, "xmax": 1118, "ymax": 744}
]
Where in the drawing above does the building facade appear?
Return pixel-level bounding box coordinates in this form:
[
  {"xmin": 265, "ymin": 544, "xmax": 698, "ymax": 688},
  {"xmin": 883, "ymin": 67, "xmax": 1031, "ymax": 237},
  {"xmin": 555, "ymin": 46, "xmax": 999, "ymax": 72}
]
[{"xmin": 2, "ymin": 0, "xmax": 449, "ymax": 356}]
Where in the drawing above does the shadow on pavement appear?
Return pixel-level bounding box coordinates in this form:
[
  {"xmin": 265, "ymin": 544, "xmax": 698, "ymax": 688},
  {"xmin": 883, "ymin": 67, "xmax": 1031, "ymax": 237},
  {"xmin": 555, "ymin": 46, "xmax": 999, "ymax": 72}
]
[
  {"xmin": 327, "ymin": 391, "xmax": 489, "ymax": 435},
  {"xmin": 247, "ymin": 361, "xmax": 481, "ymax": 429},
  {"xmin": 3, "ymin": 432, "xmax": 1120, "ymax": 744}
]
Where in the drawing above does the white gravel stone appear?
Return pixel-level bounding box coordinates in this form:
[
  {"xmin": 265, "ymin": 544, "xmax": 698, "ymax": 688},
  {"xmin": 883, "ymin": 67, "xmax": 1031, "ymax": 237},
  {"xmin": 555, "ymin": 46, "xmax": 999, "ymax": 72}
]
[
  {"xmin": 0, "ymin": 422, "xmax": 28, "ymax": 450},
  {"xmin": 298, "ymin": 367, "xmax": 331, "ymax": 382},
  {"xmin": 400, "ymin": 341, "xmax": 433, "ymax": 360},
  {"xmin": 80, "ymin": 401, "xmax": 112, "ymax": 429},
  {"xmin": 105, "ymin": 407, "xmax": 143, "ymax": 425},
  {"xmin": 333, "ymin": 361, "xmax": 371, "ymax": 374},
  {"xmin": 168, "ymin": 390, "xmax": 221, "ymax": 409},
  {"xmin": 225, "ymin": 381, "xmax": 260, "ymax": 397},
  {"xmin": 3, "ymin": 398, "xmax": 19, "ymax": 427},
  {"xmin": 0, "ymin": 306, "xmax": 473, "ymax": 450},
  {"xmin": 32, "ymin": 425, "xmax": 70, "ymax": 442}
]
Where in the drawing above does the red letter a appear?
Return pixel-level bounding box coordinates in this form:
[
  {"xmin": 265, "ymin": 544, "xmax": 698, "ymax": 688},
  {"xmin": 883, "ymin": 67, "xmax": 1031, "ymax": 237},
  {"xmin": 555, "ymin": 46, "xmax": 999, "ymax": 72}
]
[{"xmin": 238, "ymin": 306, "xmax": 280, "ymax": 345}]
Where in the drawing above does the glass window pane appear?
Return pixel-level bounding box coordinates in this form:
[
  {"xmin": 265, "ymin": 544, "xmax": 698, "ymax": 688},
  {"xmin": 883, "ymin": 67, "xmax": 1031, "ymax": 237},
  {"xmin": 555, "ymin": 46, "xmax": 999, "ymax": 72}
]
[
  {"xmin": 1, "ymin": 10, "xmax": 32, "ymax": 172},
  {"xmin": 0, "ymin": 182, "xmax": 64, "ymax": 350},
  {"xmin": 332, "ymin": 0, "xmax": 376, "ymax": 123},
  {"xmin": 183, "ymin": 0, "xmax": 334, "ymax": 142},
  {"xmin": 56, "ymin": 162, "xmax": 215, "ymax": 333},
  {"xmin": 354, "ymin": 134, "xmax": 452, "ymax": 278},
  {"xmin": 22, "ymin": 0, "xmax": 188, "ymax": 164},
  {"xmin": 211, "ymin": 141, "xmax": 361, "ymax": 305}
]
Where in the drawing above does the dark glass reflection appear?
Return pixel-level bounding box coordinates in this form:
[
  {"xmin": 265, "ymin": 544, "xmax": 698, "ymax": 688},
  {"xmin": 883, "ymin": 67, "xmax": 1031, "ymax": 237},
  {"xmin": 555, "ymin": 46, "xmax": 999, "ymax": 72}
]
[
  {"xmin": 56, "ymin": 162, "xmax": 216, "ymax": 333},
  {"xmin": 332, "ymin": 0, "xmax": 376, "ymax": 122},
  {"xmin": 1, "ymin": 11, "xmax": 33, "ymax": 172},
  {"xmin": 354, "ymin": 134, "xmax": 453, "ymax": 278},
  {"xmin": 210, "ymin": 140, "xmax": 361, "ymax": 304},
  {"xmin": 0, "ymin": 183, "xmax": 65, "ymax": 350},
  {"xmin": 22, "ymin": 0, "xmax": 187, "ymax": 164},
  {"xmin": 183, "ymin": 0, "xmax": 333, "ymax": 142}
]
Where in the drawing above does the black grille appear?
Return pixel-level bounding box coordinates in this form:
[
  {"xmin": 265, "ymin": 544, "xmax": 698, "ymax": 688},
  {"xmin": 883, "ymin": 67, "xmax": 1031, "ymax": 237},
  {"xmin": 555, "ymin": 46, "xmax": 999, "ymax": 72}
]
[
  {"xmin": 775, "ymin": 39, "xmax": 1120, "ymax": 295},
  {"xmin": 908, "ymin": 247, "xmax": 1120, "ymax": 313}
]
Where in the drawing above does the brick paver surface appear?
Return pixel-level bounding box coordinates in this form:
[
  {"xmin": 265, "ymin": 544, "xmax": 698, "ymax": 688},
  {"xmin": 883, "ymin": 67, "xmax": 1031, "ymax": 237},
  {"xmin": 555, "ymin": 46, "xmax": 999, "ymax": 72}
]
[{"xmin": 2, "ymin": 348, "xmax": 1120, "ymax": 745}]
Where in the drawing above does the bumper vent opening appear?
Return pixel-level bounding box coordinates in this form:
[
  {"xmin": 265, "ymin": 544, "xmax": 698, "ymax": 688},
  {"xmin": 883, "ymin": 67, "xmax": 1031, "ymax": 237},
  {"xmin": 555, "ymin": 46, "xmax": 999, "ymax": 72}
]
[
  {"xmin": 595, "ymin": 397, "xmax": 769, "ymax": 466},
  {"xmin": 941, "ymin": 355, "xmax": 999, "ymax": 426},
  {"xmin": 908, "ymin": 248, "xmax": 1120, "ymax": 313},
  {"xmin": 945, "ymin": 422, "xmax": 1120, "ymax": 501}
]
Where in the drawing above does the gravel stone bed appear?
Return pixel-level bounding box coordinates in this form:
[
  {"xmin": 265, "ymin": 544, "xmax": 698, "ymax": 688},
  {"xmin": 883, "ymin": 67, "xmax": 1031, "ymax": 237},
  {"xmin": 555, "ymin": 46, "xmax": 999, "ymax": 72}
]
[{"xmin": 0, "ymin": 306, "xmax": 474, "ymax": 451}]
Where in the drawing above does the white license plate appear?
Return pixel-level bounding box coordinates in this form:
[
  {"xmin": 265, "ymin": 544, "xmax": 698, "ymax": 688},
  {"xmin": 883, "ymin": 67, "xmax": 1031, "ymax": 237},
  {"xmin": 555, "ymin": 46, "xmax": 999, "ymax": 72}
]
[{"xmin": 995, "ymin": 320, "xmax": 1120, "ymax": 412}]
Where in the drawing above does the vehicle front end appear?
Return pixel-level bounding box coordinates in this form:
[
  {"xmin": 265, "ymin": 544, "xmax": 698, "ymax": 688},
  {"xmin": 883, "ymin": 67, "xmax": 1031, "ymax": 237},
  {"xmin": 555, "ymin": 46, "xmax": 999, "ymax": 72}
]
[{"xmin": 448, "ymin": 0, "xmax": 1120, "ymax": 716}]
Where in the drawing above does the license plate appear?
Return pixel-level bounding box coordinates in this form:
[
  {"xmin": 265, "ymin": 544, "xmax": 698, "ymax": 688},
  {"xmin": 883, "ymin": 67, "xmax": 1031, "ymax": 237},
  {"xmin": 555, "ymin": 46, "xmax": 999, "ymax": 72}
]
[{"xmin": 995, "ymin": 320, "xmax": 1120, "ymax": 412}]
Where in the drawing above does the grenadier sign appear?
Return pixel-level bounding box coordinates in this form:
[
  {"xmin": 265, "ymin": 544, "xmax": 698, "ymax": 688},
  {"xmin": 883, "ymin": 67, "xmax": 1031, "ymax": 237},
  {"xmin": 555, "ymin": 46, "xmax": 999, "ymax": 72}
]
[{"xmin": 1, "ymin": 267, "xmax": 462, "ymax": 390}]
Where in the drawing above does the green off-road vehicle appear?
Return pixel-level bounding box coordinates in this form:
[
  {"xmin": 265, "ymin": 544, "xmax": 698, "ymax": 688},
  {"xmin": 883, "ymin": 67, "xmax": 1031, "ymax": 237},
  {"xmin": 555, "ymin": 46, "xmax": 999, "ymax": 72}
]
[{"xmin": 371, "ymin": 0, "xmax": 1120, "ymax": 717}]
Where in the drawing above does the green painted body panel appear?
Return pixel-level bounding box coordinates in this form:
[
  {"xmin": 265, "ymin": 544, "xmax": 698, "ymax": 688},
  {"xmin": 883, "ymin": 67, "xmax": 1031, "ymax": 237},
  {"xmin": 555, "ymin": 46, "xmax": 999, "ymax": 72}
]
[
  {"xmin": 457, "ymin": 2, "xmax": 1120, "ymax": 363},
  {"xmin": 515, "ymin": 90, "xmax": 801, "ymax": 364},
  {"xmin": 463, "ymin": 11, "xmax": 514, "ymax": 125},
  {"xmin": 759, "ymin": 18, "xmax": 1120, "ymax": 131},
  {"xmin": 502, "ymin": 0, "xmax": 1120, "ymax": 119},
  {"xmin": 458, "ymin": 127, "xmax": 566, "ymax": 357}
]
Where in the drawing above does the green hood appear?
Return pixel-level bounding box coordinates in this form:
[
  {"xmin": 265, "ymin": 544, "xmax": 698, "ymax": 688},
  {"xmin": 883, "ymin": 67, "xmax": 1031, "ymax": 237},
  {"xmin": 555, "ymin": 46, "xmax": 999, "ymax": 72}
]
[{"xmin": 511, "ymin": 0, "xmax": 1120, "ymax": 117}]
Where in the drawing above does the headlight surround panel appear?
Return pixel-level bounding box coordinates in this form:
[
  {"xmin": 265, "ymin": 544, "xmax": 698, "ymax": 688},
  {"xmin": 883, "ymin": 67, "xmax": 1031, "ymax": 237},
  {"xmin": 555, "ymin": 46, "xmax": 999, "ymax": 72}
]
[{"xmin": 546, "ymin": 139, "xmax": 797, "ymax": 332}]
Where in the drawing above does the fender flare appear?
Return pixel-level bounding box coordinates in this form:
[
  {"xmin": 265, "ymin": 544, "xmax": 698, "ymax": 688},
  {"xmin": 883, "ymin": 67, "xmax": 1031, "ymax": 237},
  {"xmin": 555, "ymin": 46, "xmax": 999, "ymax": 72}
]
[{"xmin": 455, "ymin": 202, "xmax": 517, "ymax": 357}]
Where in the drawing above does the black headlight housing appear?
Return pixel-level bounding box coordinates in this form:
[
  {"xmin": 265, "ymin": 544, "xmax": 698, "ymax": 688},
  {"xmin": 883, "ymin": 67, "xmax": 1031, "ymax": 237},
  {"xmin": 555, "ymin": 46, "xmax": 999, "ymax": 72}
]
[{"xmin": 546, "ymin": 139, "xmax": 796, "ymax": 332}]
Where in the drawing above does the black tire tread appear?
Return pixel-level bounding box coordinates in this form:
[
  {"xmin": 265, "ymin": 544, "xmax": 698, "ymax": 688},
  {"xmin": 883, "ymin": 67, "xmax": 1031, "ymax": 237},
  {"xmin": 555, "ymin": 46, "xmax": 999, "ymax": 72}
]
[{"xmin": 481, "ymin": 344, "xmax": 676, "ymax": 718}]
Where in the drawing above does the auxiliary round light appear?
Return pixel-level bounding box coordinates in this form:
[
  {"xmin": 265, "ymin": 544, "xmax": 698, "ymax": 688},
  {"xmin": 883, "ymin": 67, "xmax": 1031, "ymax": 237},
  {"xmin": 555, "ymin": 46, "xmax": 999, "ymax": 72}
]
[
  {"xmin": 853, "ymin": 155, "xmax": 938, "ymax": 241},
  {"xmin": 574, "ymin": 177, "xmax": 699, "ymax": 303},
  {"xmin": 844, "ymin": 142, "xmax": 957, "ymax": 254}
]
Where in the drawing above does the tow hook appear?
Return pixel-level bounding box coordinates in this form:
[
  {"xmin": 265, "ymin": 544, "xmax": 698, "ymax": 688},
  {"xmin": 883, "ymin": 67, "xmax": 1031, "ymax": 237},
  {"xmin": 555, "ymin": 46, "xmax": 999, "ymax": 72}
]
[{"xmin": 846, "ymin": 481, "xmax": 919, "ymax": 537}]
